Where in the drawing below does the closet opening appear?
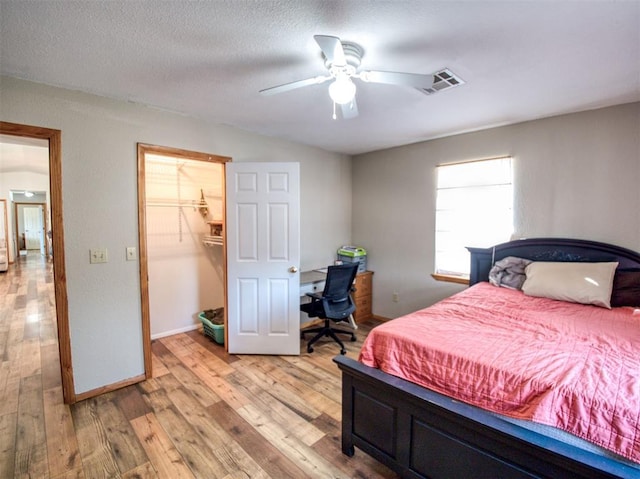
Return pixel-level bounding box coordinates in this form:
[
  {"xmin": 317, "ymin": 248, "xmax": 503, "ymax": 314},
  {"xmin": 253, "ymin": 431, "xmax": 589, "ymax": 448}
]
[{"xmin": 137, "ymin": 144, "xmax": 231, "ymax": 377}]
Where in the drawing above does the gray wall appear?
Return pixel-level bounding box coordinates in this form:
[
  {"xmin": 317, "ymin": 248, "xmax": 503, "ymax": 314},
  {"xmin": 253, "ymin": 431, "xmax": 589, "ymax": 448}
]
[
  {"xmin": 352, "ymin": 102, "xmax": 640, "ymax": 319},
  {"xmin": 3, "ymin": 74, "xmax": 638, "ymax": 395},
  {"xmin": 0, "ymin": 76, "xmax": 352, "ymax": 395}
]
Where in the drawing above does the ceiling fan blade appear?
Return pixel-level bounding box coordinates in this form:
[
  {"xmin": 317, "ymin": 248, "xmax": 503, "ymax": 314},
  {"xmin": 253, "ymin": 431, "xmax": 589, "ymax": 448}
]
[
  {"xmin": 259, "ymin": 75, "xmax": 331, "ymax": 95},
  {"xmin": 314, "ymin": 35, "xmax": 346, "ymax": 66},
  {"xmin": 360, "ymin": 70, "xmax": 434, "ymax": 89},
  {"xmin": 341, "ymin": 98, "xmax": 358, "ymax": 120}
]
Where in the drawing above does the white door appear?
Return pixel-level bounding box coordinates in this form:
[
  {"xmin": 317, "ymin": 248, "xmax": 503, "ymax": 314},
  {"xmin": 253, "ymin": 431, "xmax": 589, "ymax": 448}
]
[
  {"xmin": 226, "ymin": 162, "xmax": 300, "ymax": 354},
  {"xmin": 24, "ymin": 206, "xmax": 42, "ymax": 250}
]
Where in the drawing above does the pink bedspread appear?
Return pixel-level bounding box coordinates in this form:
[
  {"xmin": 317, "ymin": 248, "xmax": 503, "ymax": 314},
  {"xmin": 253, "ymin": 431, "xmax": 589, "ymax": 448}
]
[{"xmin": 359, "ymin": 282, "xmax": 640, "ymax": 463}]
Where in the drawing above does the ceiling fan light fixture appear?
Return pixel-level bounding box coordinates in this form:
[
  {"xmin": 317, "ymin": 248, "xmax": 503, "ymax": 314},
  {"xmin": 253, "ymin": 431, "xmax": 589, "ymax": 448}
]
[{"xmin": 329, "ymin": 77, "xmax": 356, "ymax": 105}]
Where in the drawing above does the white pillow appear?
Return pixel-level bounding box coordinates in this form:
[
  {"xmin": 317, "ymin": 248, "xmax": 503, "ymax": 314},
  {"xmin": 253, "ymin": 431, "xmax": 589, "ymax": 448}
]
[{"xmin": 522, "ymin": 262, "xmax": 618, "ymax": 308}]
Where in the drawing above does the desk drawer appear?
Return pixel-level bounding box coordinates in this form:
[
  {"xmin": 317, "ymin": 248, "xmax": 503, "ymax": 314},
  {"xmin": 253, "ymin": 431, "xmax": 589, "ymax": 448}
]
[
  {"xmin": 354, "ymin": 299, "xmax": 372, "ymax": 321},
  {"xmin": 355, "ymin": 296, "xmax": 371, "ymax": 312},
  {"xmin": 300, "ymin": 281, "xmax": 325, "ymax": 297},
  {"xmin": 353, "ymin": 272, "xmax": 372, "ymax": 298},
  {"xmin": 353, "ymin": 272, "xmax": 373, "ymax": 322}
]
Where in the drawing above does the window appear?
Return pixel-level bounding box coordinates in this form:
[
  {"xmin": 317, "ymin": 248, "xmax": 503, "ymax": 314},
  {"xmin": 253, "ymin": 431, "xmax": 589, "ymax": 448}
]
[{"xmin": 435, "ymin": 157, "xmax": 513, "ymax": 279}]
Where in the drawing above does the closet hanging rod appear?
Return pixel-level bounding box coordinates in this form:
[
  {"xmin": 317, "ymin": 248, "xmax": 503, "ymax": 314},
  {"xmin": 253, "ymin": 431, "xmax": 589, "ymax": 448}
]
[{"xmin": 146, "ymin": 200, "xmax": 199, "ymax": 208}]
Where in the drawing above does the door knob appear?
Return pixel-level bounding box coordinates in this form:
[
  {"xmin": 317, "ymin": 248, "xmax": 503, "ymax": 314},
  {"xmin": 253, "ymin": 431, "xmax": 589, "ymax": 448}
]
[{"xmin": 289, "ymin": 266, "xmax": 298, "ymax": 273}]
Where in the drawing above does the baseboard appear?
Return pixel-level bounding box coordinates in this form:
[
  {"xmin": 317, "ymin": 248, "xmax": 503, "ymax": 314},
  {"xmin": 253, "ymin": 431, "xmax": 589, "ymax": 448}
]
[
  {"xmin": 151, "ymin": 323, "xmax": 200, "ymax": 340},
  {"xmin": 74, "ymin": 373, "xmax": 146, "ymax": 403}
]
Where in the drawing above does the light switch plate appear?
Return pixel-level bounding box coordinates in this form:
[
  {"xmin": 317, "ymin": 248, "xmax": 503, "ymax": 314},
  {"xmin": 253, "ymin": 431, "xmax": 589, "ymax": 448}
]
[
  {"xmin": 90, "ymin": 248, "xmax": 108, "ymax": 264},
  {"xmin": 126, "ymin": 246, "xmax": 137, "ymax": 261}
]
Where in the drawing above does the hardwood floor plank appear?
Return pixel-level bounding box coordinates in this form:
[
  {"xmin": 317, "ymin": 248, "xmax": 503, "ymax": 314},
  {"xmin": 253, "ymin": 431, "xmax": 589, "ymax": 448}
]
[
  {"xmin": 22, "ymin": 321, "xmax": 40, "ymax": 340},
  {"xmin": 41, "ymin": 343, "xmax": 63, "ymax": 391},
  {"xmin": 230, "ymin": 360, "xmax": 322, "ymax": 421},
  {"xmin": 309, "ymin": 413, "xmax": 398, "ymax": 478},
  {"xmin": 94, "ymin": 392, "xmax": 149, "ymax": 474},
  {"xmin": 130, "ymin": 412, "xmax": 195, "ymax": 479},
  {"xmin": 20, "ymin": 338, "xmax": 41, "ymax": 378},
  {"xmin": 163, "ymin": 383, "xmax": 269, "ymax": 478},
  {"xmin": 207, "ymin": 400, "xmax": 312, "ymax": 479},
  {"xmin": 162, "ymin": 334, "xmax": 236, "ymax": 377},
  {"xmin": 70, "ymin": 397, "xmax": 121, "ymax": 478},
  {"xmin": 0, "ymin": 412, "xmax": 17, "ymax": 478},
  {"xmin": 182, "ymin": 340, "xmax": 237, "ymax": 377},
  {"xmin": 16, "ymin": 375, "xmax": 46, "ymax": 451},
  {"xmin": 0, "ymin": 329, "xmax": 9, "ymax": 361},
  {"xmin": 113, "ymin": 384, "xmax": 153, "ymax": 422},
  {"xmin": 184, "ymin": 329, "xmax": 240, "ymax": 365},
  {"xmin": 38, "ymin": 314, "xmax": 58, "ymax": 346},
  {"xmin": 150, "ymin": 340, "xmax": 182, "ymax": 369},
  {"xmin": 1, "ymin": 254, "xmax": 399, "ymax": 479},
  {"xmin": 13, "ymin": 295, "xmax": 27, "ymax": 310},
  {"xmin": 14, "ymin": 441, "xmax": 49, "ymax": 479},
  {"xmin": 176, "ymin": 354, "xmax": 251, "ymax": 410},
  {"xmin": 120, "ymin": 461, "xmax": 158, "ymax": 478},
  {"xmin": 154, "ymin": 341, "xmax": 226, "ymax": 405},
  {"xmin": 5, "ymin": 316, "xmax": 24, "ymax": 363},
  {"xmin": 311, "ymin": 435, "xmax": 398, "ymax": 479},
  {"xmin": 0, "ymin": 361, "xmax": 21, "ymax": 416},
  {"xmin": 43, "ymin": 387, "xmax": 82, "ymax": 477},
  {"xmin": 236, "ymin": 403, "xmax": 350, "ymax": 479},
  {"xmin": 140, "ymin": 386, "xmax": 228, "ymax": 478},
  {"xmin": 150, "ymin": 352, "xmax": 169, "ymax": 378},
  {"xmin": 50, "ymin": 468, "xmax": 85, "ymax": 479},
  {"xmin": 279, "ymin": 355, "xmax": 342, "ymax": 403},
  {"xmin": 243, "ymin": 356, "xmax": 342, "ymax": 422},
  {"xmin": 160, "ymin": 362, "xmax": 220, "ymax": 408},
  {"xmin": 136, "ymin": 376, "xmax": 163, "ymax": 395},
  {"xmin": 225, "ymin": 369, "xmax": 325, "ymax": 447}
]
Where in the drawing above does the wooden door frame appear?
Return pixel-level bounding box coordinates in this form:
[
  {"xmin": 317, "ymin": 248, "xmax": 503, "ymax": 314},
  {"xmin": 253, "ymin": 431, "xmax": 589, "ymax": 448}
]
[
  {"xmin": 0, "ymin": 121, "xmax": 74, "ymax": 403},
  {"xmin": 0, "ymin": 199, "xmax": 8, "ymax": 259},
  {"xmin": 14, "ymin": 201, "xmax": 49, "ymax": 257},
  {"xmin": 137, "ymin": 143, "xmax": 231, "ymax": 377}
]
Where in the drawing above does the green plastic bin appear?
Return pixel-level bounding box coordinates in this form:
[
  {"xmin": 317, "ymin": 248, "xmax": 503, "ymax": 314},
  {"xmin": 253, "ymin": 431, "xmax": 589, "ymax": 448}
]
[{"xmin": 198, "ymin": 311, "xmax": 224, "ymax": 345}]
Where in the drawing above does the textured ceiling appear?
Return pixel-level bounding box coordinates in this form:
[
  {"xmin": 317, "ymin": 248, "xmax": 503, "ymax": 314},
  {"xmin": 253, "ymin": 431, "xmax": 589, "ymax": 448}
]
[
  {"xmin": 1, "ymin": 1, "xmax": 639, "ymax": 155},
  {"xmin": 0, "ymin": 134, "xmax": 49, "ymax": 175}
]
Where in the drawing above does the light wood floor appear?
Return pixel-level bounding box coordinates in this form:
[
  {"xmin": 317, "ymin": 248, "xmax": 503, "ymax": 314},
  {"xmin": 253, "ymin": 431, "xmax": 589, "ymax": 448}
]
[{"xmin": 0, "ymin": 252, "xmax": 398, "ymax": 478}]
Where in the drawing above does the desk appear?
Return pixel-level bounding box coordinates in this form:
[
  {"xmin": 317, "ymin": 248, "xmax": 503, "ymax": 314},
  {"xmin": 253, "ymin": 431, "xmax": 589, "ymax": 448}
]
[
  {"xmin": 300, "ymin": 270, "xmax": 327, "ymax": 327},
  {"xmin": 300, "ymin": 270, "xmax": 326, "ymax": 296}
]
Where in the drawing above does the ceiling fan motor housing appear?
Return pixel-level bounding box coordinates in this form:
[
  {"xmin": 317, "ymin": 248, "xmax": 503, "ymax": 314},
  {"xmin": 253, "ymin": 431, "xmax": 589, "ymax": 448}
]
[{"xmin": 324, "ymin": 41, "xmax": 363, "ymax": 76}]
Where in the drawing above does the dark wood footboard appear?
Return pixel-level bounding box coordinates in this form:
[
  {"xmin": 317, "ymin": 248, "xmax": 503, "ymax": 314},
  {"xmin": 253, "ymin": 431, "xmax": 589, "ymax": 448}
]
[{"xmin": 334, "ymin": 355, "xmax": 636, "ymax": 479}]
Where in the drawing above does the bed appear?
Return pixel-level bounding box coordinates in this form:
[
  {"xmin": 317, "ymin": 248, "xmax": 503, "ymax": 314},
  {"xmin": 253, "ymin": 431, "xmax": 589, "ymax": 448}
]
[{"xmin": 334, "ymin": 238, "xmax": 640, "ymax": 479}]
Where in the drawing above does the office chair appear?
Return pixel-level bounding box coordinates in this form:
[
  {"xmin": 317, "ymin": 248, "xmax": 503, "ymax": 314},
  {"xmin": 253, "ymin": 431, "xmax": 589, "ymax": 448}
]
[{"xmin": 300, "ymin": 262, "xmax": 359, "ymax": 354}]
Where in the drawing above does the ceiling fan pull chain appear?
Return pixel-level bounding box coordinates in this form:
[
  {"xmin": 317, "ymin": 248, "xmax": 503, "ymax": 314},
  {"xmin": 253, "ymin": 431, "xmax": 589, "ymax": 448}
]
[{"xmin": 332, "ymin": 101, "xmax": 337, "ymax": 120}]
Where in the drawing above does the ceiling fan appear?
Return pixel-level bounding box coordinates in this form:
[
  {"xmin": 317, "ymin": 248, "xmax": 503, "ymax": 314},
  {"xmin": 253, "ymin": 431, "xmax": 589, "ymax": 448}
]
[{"xmin": 259, "ymin": 35, "xmax": 436, "ymax": 120}]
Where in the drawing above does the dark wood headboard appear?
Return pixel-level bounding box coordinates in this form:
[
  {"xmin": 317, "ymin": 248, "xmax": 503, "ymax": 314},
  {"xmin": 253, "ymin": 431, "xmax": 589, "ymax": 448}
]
[{"xmin": 467, "ymin": 237, "xmax": 640, "ymax": 286}]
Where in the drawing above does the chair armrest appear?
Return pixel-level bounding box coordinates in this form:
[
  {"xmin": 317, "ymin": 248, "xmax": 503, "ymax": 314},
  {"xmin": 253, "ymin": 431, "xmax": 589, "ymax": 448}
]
[{"xmin": 305, "ymin": 292, "xmax": 323, "ymax": 300}]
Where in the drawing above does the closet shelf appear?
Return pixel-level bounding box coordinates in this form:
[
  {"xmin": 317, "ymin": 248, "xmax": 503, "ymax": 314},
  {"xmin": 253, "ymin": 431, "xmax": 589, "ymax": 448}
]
[
  {"xmin": 207, "ymin": 220, "xmax": 223, "ymax": 236},
  {"xmin": 146, "ymin": 199, "xmax": 200, "ymax": 208},
  {"xmin": 203, "ymin": 235, "xmax": 224, "ymax": 247}
]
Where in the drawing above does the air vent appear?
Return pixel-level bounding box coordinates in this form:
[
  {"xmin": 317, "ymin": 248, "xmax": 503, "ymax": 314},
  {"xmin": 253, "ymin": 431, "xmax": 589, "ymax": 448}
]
[{"xmin": 417, "ymin": 68, "xmax": 465, "ymax": 95}]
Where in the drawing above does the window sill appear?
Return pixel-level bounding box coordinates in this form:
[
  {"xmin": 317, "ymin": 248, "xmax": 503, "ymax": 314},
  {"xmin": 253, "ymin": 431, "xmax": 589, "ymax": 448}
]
[{"xmin": 431, "ymin": 273, "xmax": 470, "ymax": 286}]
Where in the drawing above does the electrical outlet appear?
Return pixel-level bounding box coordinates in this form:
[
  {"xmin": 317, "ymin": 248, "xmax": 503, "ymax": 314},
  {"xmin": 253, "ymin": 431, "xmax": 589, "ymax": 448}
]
[
  {"xmin": 90, "ymin": 248, "xmax": 108, "ymax": 264},
  {"xmin": 393, "ymin": 292, "xmax": 400, "ymax": 302},
  {"xmin": 126, "ymin": 246, "xmax": 137, "ymax": 261}
]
